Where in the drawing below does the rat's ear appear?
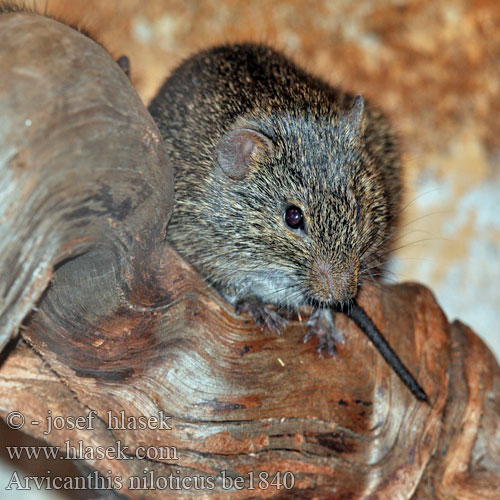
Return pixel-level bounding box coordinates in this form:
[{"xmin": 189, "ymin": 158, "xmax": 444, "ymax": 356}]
[
  {"xmin": 117, "ymin": 55, "xmax": 130, "ymax": 78},
  {"xmin": 216, "ymin": 128, "xmax": 274, "ymax": 180},
  {"xmin": 346, "ymin": 95, "xmax": 365, "ymax": 135}
]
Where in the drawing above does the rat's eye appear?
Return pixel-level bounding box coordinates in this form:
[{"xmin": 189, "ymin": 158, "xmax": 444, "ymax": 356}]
[{"xmin": 284, "ymin": 205, "xmax": 304, "ymax": 230}]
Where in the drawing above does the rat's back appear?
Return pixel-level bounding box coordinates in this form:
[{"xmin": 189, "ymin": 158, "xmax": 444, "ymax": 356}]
[{"xmin": 149, "ymin": 44, "xmax": 345, "ymax": 165}]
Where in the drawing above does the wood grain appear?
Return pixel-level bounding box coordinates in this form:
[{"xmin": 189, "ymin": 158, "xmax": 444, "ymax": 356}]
[{"xmin": 0, "ymin": 9, "xmax": 499, "ymax": 499}]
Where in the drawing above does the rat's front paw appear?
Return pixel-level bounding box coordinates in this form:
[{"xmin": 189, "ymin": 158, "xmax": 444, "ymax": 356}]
[
  {"xmin": 303, "ymin": 308, "xmax": 345, "ymax": 357},
  {"xmin": 235, "ymin": 299, "xmax": 288, "ymax": 334}
]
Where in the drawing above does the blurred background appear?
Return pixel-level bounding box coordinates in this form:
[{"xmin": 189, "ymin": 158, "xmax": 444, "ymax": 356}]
[{"xmin": 2, "ymin": 0, "xmax": 500, "ymax": 498}]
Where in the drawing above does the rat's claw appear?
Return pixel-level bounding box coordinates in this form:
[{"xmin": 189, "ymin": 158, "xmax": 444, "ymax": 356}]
[
  {"xmin": 315, "ymin": 331, "xmax": 336, "ymax": 358},
  {"xmin": 235, "ymin": 300, "xmax": 287, "ymax": 335},
  {"xmin": 304, "ymin": 308, "xmax": 344, "ymax": 358}
]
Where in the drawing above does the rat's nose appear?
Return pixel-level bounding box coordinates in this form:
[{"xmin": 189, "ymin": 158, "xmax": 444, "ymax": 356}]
[{"xmin": 311, "ymin": 258, "xmax": 359, "ymax": 303}]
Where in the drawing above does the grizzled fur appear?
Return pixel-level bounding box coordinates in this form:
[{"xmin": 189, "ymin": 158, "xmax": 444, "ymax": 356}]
[{"xmin": 149, "ymin": 44, "xmax": 401, "ymax": 310}]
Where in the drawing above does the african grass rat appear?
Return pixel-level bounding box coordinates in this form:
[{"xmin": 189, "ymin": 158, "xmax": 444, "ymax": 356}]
[{"xmin": 149, "ymin": 43, "xmax": 401, "ymax": 356}]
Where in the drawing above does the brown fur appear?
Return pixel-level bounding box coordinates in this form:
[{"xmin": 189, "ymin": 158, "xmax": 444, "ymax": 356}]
[{"xmin": 149, "ymin": 43, "xmax": 401, "ymax": 310}]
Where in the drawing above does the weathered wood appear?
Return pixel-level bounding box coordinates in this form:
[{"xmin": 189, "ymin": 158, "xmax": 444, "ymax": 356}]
[
  {"xmin": 0, "ymin": 11, "xmax": 173, "ymax": 351},
  {"xmin": 0, "ymin": 9, "xmax": 499, "ymax": 500},
  {"xmin": 3, "ymin": 246, "xmax": 500, "ymax": 498}
]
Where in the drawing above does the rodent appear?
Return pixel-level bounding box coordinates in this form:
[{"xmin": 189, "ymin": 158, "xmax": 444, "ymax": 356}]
[{"xmin": 149, "ymin": 43, "xmax": 401, "ymax": 355}]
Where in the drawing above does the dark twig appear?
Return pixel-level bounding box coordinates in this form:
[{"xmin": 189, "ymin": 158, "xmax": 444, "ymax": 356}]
[{"xmin": 339, "ymin": 300, "xmax": 428, "ymax": 402}]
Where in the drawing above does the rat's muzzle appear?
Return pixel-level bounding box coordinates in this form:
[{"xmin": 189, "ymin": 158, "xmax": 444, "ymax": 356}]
[{"xmin": 310, "ymin": 258, "xmax": 360, "ymax": 303}]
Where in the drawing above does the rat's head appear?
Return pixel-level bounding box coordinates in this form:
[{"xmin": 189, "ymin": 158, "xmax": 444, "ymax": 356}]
[{"xmin": 171, "ymin": 96, "xmax": 399, "ymax": 308}]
